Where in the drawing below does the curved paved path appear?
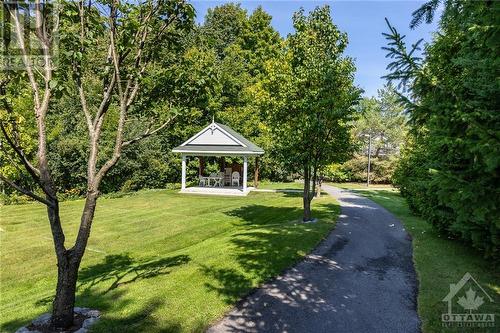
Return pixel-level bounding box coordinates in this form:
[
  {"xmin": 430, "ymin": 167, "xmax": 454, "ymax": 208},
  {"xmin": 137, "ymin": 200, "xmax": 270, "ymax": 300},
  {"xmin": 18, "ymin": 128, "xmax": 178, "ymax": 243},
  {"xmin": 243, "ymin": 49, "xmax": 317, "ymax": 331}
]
[{"xmin": 207, "ymin": 185, "xmax": 420, "ymax": 333}]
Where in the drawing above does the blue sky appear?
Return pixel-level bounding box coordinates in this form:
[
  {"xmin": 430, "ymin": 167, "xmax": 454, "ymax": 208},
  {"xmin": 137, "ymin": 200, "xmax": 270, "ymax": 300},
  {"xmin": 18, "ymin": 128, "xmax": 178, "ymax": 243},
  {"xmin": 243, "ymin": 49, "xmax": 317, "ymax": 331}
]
[{"xmin": 191, "ymin": 0, "xmax": 439, "ymax": 97}]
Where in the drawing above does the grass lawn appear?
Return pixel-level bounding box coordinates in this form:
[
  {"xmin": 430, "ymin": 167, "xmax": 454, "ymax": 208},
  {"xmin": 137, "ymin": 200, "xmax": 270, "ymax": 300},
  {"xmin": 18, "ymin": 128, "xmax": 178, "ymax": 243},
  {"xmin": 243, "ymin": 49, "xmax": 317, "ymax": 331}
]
[
  {"xmin": 330, "ymin": 185, "xmax": 499, "ymax": 333},
  {"xmin": 328, "ymin": 182, "xmax": 396, "ymax": 191},
  {"xmin": 0, "ymin": 189, "xmax": 338, "ymax": 333},
  {"xmin": 257, "ymin": 181, "xmax": 304, "ymax": 191}
]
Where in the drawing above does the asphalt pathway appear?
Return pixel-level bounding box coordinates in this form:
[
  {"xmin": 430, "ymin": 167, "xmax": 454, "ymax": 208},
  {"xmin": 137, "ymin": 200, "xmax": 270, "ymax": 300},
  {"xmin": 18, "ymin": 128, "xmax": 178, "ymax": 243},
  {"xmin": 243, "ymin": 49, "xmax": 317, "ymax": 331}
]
[{"xmin": 207, "ymin": 185, "xmax": 420, "ymax": 333}]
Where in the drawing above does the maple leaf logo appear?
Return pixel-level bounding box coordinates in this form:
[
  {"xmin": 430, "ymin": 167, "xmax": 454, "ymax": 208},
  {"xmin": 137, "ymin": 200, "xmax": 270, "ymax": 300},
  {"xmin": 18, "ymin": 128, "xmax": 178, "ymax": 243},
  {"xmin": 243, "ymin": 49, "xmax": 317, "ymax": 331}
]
[{"xmin": 457, "ymin": 288, "xmax": 484, "ymax": 313}]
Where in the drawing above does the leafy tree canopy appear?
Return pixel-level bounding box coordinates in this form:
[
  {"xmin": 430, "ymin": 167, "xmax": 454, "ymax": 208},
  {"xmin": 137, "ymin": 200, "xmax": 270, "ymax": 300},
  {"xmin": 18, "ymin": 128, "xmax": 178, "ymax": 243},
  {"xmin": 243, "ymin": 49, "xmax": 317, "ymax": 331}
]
[{"xmin": 261, "ymin": 5, "xmax": 361, "ymax": 220}]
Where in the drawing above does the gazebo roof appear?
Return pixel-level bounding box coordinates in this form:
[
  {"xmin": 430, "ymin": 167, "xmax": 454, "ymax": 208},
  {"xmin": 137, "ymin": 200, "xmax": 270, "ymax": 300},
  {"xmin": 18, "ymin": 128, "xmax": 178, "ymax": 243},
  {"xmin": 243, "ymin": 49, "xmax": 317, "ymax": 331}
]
[{"xmin": 172, "ymin": 121, "xmax": 264, "ymax": 156}]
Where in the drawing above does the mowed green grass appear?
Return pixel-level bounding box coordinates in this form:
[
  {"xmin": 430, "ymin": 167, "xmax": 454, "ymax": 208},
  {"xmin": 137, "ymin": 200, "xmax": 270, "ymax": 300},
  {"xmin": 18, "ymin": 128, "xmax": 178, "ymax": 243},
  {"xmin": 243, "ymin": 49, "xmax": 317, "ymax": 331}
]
[
  {"xmin": 0, "ymin": 189, "xmax": 339, "ymax": 333},
  {"xmin": 335, "ymin": 186, "xmax": 500, "ymax": 333},
  {"xmin": 328, "ymin": 182, "xmax": 396, "ymax": 191},
  {"xmin": 257, "ymin": 181, "xmax": 304, "ymax": 190}
]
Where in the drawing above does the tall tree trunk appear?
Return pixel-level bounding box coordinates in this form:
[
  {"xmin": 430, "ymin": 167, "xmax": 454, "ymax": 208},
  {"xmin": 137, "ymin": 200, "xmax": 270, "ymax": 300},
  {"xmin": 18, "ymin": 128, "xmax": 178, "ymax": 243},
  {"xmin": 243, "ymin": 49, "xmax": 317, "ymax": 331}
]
[
  {"xmin": 303, "ymin": 165, "xmax": 312, "ymax": 221},
  {"xmin": 51, "ymin": 192, "xmax": 98, "ymax": 329},
  {"xmin": 47, "ymin": 199, "xmax": 78, "ymax": 329}
]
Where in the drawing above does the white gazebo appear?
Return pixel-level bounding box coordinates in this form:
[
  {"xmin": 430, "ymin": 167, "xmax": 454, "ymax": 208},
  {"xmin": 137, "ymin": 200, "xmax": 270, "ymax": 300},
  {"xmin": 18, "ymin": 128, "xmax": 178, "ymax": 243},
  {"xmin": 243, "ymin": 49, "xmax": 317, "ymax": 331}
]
[{"xmin": 172, "ymin": 120, "xmax": 264, "ymax": 196}]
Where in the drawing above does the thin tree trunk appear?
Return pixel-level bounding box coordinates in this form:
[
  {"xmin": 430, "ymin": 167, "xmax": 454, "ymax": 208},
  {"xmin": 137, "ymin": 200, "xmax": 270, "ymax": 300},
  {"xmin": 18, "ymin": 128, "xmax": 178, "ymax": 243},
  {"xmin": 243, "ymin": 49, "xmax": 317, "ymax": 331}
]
[
  {"xmin": 303, "ymin": 165, "xmax": 312, "ymax": 222},
  {"xmin": 254, "ymin": 157, "xmax": 259, "ymax": 188},
  {"xmin": 311, "ymin": 165, "xmax": 318, "ymax": 200},
  {"xmin": 316, "ymin": 177, "xmax": 321, "ymax": 198},
  {"xmin": 52, "ymin": 253, "xmax": 79, "ymax": 328},
  {"xmin": 51, "ymin": 192, "xmax": 98, "ymax": 329}
]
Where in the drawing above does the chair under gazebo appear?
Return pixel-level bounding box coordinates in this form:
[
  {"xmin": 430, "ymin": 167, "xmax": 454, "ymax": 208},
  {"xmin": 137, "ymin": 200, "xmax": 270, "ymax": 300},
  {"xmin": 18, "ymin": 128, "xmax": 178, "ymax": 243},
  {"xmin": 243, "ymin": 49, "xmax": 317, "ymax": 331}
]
[{"xmin": 172, "ymin": 120, "xmax": 264, "ymax": 196}]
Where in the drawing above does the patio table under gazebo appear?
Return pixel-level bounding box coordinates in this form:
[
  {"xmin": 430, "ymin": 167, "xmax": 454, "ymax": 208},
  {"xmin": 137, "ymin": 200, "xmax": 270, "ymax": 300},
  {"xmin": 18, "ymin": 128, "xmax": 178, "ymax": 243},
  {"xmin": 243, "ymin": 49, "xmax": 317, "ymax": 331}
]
[{"xmin": 172, "ymin": 120, "xmax": 264, "ymax": 196}]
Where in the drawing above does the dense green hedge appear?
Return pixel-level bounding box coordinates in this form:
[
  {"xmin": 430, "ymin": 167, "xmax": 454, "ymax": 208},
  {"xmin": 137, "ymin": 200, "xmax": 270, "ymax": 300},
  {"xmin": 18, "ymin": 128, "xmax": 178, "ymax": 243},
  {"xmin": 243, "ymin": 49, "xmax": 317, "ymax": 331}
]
[{"xmin": 390, "ymin": 1, "xmax": 500, "ymax": 260}]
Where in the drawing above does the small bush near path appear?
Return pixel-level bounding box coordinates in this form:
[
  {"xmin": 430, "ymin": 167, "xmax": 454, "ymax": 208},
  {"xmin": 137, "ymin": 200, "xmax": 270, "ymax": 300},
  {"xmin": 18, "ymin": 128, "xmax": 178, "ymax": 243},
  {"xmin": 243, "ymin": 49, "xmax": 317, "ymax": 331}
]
[{"xmin": 0, "ymin": 189, "xmax": 338, "ymax": 333}]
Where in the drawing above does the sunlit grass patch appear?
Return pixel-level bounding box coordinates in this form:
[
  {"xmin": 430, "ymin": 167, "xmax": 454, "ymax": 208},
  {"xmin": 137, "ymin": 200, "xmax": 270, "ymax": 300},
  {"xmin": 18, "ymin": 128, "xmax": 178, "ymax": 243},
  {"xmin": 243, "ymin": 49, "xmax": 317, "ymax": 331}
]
[{"xmin": 0, "ymin": 188, "xmax": 338, "ymax": 333}]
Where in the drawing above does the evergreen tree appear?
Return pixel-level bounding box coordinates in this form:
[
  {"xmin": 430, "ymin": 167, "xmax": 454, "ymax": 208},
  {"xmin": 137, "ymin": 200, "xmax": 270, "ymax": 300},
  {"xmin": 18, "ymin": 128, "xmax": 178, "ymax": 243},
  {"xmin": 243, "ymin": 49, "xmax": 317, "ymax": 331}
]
[{"xmin": 384, "ymin": 0, "xmax": 500, "ymax": 259}]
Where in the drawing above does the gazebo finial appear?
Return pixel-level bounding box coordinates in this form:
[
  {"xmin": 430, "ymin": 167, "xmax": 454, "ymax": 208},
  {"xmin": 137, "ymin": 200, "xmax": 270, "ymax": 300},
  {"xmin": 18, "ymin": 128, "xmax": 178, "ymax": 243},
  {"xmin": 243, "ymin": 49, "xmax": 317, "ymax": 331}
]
[{"xmin": 212, "ymin": 114, "xmax": 215, "ymax": 123}]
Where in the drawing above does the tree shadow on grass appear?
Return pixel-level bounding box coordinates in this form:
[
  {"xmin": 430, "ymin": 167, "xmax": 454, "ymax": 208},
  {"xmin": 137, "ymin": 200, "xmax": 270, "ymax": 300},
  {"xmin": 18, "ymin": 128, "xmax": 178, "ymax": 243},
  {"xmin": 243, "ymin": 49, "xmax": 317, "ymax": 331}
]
[
  {"xmin": 202, "ymin": 202, "xmax": 341, "ymax": 332},
  {"xmin": 75, "ymin": 289, "xmax": 185, "ymax": 333},
  {"xmin": 257, "ymin": 190, "xmax": 328, "ymax": 198},
  {"xmin": 86, "ymin": 295, "xmax": 183, "ymax": 333},
  {"xmin": 7, "ymin": 289, "xmax": 185, "ymax": 333},
  {"xmin": 200, "ymin": 265, "xmax": 254, "ymax": 304},
  {"xmin": 271, "ymin": 190, "xmax": 303, "ymax": 198},
  {"xmin": 78, "ymin": 253, "xmax": 190, "ymax": 294},
  {"xmin": 225, "ymin": 205, "xmax": 303, "ymax": 227},
  {"xmin": 0, "ymin": 318, "xmax": 31, "ymax": 333},
  {"xmin": 34, "ymin": 253, "xmax": 190, "ymax": 307},
  {"xmin": 13, "ymin": 254, "xmax": 191, "ymax": 333},
  {"xmin": 202, "ymin": 202, "xmax": 338, "ymax": 305},
  {"xmin": 200, "ymin": 205, "xmax": 302, "ymax": 304}
]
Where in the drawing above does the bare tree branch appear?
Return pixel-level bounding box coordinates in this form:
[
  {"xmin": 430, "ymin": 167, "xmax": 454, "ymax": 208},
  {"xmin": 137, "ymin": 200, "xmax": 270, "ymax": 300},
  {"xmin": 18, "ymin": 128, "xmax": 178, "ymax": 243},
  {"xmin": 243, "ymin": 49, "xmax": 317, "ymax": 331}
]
[
  {"xmin": 93, "ymin": 0, "xmax": 127, "ymax": 184},
  {"xmin": 0, "ymin": 121, "xmax": 41, "ymax": 179},
  {"xmin": 122, "ymin": 2, "xmax": 157, "ymax": 108},
  {"xmin": 8, "ymin": 2, "xmax": 55, "ymax": 201},
  {"xmin": 0, "ymin": 173, "xmax": 52, "ymax": 206},
  {"xmin": 77, "ymin": 0, "xmax": 93, "ymax": 134},
  {"xmin": 50, "ymin": 1, "xmax": 61, "ymax": 42},
  {"xmin": 94, "ymin": 73, "xmax": 116, "ymax": 129},
  {"xmin": 122, "ymin": 115, "xmax": 176, "ymax": 147},
  {"xmin": 78, "ymin": 81, "xmax": 93, "ymax": 134},
  {"xmin": 9, "ymin": 4, "xmax": 41, "ymax": 110}
]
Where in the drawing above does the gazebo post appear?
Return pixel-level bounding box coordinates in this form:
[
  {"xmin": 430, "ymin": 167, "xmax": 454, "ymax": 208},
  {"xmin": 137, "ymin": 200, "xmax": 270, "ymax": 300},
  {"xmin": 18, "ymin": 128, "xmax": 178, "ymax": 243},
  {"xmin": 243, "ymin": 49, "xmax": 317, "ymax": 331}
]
[
  {"xmin": 181, "ymin": 154, "xmax": 186, "ymax": 190},
  {"xmin": 243, "ymin": 156, "xmax": 248, "ymax": 192}
]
